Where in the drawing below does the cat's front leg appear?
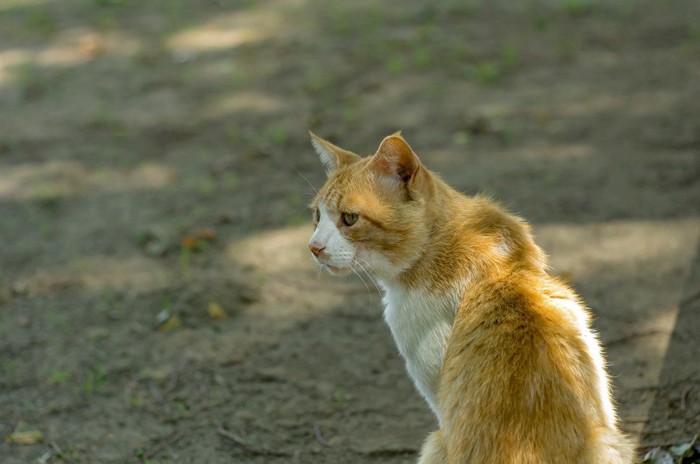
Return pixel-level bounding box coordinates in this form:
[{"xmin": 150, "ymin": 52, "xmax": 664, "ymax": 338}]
[{"xmin": 417, "ymin": 429, "xmax": 448, "ymax": 464}]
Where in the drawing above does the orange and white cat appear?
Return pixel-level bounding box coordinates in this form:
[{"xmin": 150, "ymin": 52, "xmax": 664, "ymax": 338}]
[{"xmin": 307, "ymin": 132, "xmax": 635, "ymax": 463}]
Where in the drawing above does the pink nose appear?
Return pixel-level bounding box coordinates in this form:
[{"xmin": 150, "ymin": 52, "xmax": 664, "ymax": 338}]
[{"xmin": 309, "ymin": 243, "xmax": 325, "ymax": 257}]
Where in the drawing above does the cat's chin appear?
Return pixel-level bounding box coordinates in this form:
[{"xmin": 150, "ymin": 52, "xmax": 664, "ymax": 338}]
[{"xmin": 322, "ymin": 263, "xmax": 352, "ymax": 276}]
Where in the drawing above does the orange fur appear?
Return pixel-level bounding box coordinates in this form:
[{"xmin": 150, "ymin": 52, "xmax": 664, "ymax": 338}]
[{"xmin": 309, "ymin": 133, "xmax": 635, "ymax": 463}]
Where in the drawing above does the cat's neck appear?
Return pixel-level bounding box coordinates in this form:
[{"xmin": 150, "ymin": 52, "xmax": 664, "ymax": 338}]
[{"xmin": 384, "ymin": 182, "xmax": 546, "ymax": 294}]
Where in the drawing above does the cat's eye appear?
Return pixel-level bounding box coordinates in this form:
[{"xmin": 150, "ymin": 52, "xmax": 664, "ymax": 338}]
[
  {"xmin": 342, "ymin": 212, "xmax": 359, "ymax": 226},
  {"xmin": 315, "ymin": 208, "xmax": 320, "ymax": 222}
]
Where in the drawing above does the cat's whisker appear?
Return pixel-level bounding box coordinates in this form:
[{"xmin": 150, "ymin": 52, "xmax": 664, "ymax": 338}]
[
  {"xmin": 353, "ymin": 256, "xmax": 379, "ymax": 275},
  {"xmin": 308, "ymin": 255, "xmax": 322, "ymax": 278},
  {"xmin": 294, "ymin": 168, "xmax": 319, "ymax": 195},
  {"xmin": 310, "ymin": 258, "xmax": 323, "ymax": 280},
  {"xmin": 352, "ymin": 257, "xmax": 382, "ymax": 296},
  {"xmin": 353, "ymin": 256, "xmax": 380, "ymax": 282},
  {"xmin": 349, "ymin": 262, "xmax": 373, "ymax": 309}
]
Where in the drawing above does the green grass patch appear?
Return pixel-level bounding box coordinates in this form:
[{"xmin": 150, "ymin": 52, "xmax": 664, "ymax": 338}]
[
  {"xmin": 560, "ymin": 0, "xmax": 596, "ymax": 17},
  {"xmin": 467, "ymin": 62, "xmax": 501, "ymax": 85},
  {"xmin": 333, "ymin": 386, "xmax": 345, "ymax": 409},
  {"xmin": 412, "ymin": 46, "xmax": 433, "ymax": 70},
  {"xmin": 387, "ymin": 55, "xmax": 407, "ymax": 75},
  {"xmin": 48, "ymin": 369, "xmax": 71, "ymax": 385},
  {"xmin": 83, "ymin": 365, "xmax": 107, "ymax": 394},
  {"xmin": 500, "ymin": 42, "xmax": 520, "ymax": 70},
  {"xmin": 14, "ymin": 61, "xmax": 50, "ymax": 101},
  {"xmin": 25, "ymin": 8, "xmax": 58, "ymax": 38}
]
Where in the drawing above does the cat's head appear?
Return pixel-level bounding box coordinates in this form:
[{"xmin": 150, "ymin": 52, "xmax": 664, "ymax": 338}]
[{"xmin": 308, "ymin": 132, "xmax": 436, "ymax": 281}]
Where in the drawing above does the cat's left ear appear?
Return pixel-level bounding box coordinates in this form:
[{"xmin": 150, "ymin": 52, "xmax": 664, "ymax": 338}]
[
  {"xmin": 309, "ymin": 132, "xmax": 361, "ymax": 175},
  {"xmin": 372, "ymin": 133, "xmax": 434, "ymax": 198},
  {"xmin": 372, "ymin": 133, "xmax": 419, "ymax": 181}
]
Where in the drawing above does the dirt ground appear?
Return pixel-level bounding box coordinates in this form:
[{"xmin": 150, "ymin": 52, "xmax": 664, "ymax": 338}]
[{"xmin": 1, "ymin": 0, "xmax": 699, "ymax": 463}]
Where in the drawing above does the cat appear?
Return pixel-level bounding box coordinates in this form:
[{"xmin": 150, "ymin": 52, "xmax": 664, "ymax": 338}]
[{"xmin": 307, "ymin": 132, "xmax": 635, "ymax": 463}]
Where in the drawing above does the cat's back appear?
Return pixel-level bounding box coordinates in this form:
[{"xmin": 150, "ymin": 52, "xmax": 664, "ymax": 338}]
[{"xmin": 437, "ymin": 270, "xmax": 632, "ymax": 463}]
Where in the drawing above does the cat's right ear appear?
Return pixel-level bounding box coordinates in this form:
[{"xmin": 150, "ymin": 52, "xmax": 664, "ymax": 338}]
[{"xmin": 309, "ymin": 132, "xmax": 361, "ymax": 175}]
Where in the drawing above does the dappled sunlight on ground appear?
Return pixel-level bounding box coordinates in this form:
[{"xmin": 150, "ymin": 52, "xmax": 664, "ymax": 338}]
[
  {"xmin": 229, "ymin": 225, "xmax": 315, "ymax": 274},
  {"xmin": 202, "ymin": 91, "xmax": 287, "ymax": 118},
  {"xmin": 537, "ymin": 218, "xmax": 700, "ymax": 282},
  {"xmin": 168, "ymin": 27, "xmax": 265, "ymax": 54},
  {"xmin": 555, "ymin": 90, "xmax": 679, "ymax": 118},
  {"xmin": 0, "ymin": 160, "xmax": 180, "ymax": 199},
  {"xmin": 33, "ymin": 27, "xmax": 137, "ymax": 66},
  {"xmin": 0, "ymin": 49, "xmax": 26, "ymax": 85},
  {"xmin": 226, "ymin": 224, "xmax": 357, "ymax": 320}
]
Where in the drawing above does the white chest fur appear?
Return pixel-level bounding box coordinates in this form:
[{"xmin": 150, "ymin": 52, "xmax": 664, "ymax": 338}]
[{"xmin": 380, "ymin": 282, "xmax": 460, "ymax": 424}]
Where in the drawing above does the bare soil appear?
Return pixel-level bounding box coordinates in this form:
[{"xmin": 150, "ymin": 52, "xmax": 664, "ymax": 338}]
[{"xmin": 1, "ymin": 1, "xmax": 699, "ymax": 463}]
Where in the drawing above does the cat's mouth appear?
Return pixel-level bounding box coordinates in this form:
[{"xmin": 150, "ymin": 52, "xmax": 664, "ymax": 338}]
[
  {"xmin": 320, "ymin": 262, "xmax": 351, "ymax": 276},
  {"xmin": 311, "ymin": 251, "xmax": 354, "ymax": 276}
]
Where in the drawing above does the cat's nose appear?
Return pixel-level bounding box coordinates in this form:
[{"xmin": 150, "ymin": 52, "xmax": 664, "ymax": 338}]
[{"xmin": 309, "ymin": 243, "xmax": 326, "ymax": 257}]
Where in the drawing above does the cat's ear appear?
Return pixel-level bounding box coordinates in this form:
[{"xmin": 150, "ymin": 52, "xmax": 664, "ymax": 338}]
[
  {"xmin": 372, "ymin": 133, "xmax": 420, "ymax": 184},
  {"xmin": 309, "ymin": 132, "xmax": 361, "ymax": 175},
  {"xmin": 372, "ymin": 133, "xmax": 434, "ymax": 198}
]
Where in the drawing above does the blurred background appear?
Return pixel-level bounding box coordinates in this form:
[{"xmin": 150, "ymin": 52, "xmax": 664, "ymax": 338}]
[{"xmin": 0, "ymin": 0, "xmax": 699, "ymax": 462}]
